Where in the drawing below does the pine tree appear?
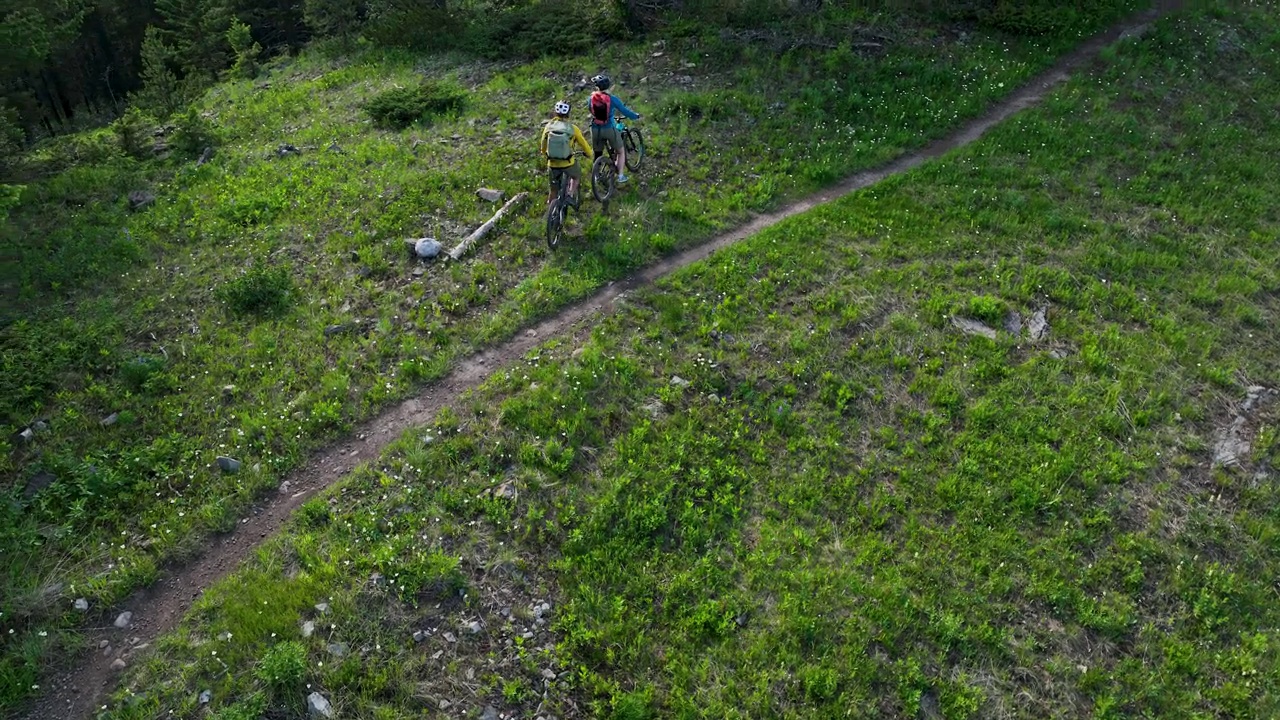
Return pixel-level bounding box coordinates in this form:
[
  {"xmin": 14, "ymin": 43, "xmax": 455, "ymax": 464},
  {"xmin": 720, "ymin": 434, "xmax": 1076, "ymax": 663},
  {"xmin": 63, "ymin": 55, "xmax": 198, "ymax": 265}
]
[
  {"xmin": 134, "ymin": 25, "xmax": 183, "ymax": 116},
  {"xmin": 153, "ymin": 0, "xmax": 232, "ymax": 81},
  {"xmin": 226, "ymin": 19, "xmax": 261, "ymax": 79}
]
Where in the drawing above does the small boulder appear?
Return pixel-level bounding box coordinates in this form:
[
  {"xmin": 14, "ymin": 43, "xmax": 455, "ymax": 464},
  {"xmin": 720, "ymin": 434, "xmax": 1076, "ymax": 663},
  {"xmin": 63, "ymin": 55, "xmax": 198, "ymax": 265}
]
[
  {"xmin": 413, "ymin": 238, "xmax": 443, "ymax": 259},
  {"xmin": 481, "ymin": 706, "xmax": 500, "ymax": 720},
  {"xmin": 195, "ymin": 146, "xmax": 215, "ymax": 167},
  {"xmin": 32, "ymin": 420, "xmax": 48, "ymax": 433},
  {"xmin": 315, "ymin": 602, "xmax": 330, "ymax": 614},
  {"xmin": 127, "ymin": 191, "xmax": 156, "ymax": 212},
  {"xmin": 670, "ymin": 376, "xmax": 690, "ymax": 388},
  {"xmin": 444, "ymin": 631, "xmax": 457, "ymax": 643},
  {"xmin": 466, "ymin": 620, "xmax": 482, "ymax": 634},
  {"xmin": 307, "ymin": 692, "xmax": 334, "ymax": 719},
  {"xmin": 1027, "ymin": 307, "xmax": 1050, "ymax": 341},
  {"xmin": 114, "ymin": 611, "xmax": 132, "ymax": 629},
  {"xmin": 950, "ymin": 316, "xmax": 997, "ymax": 340},
  {"xmin": 74, "ymin": 598, "xmax": 89, "ymax": 612},
  {"xmin": 301, "ymin": 621, "xmax": 316, "ymax": 638},
  {"xmin": 476, "ymin": 188, "xmax": 504, "ymax": 203},
  {"xmin": 100, "ymin": 412, "xmax": 119, "ymax": 427},
  {"xmin": 327, "ymin": 642, "xmax": 348, "ymax": 658},
  {"xmin": 198, "ymin": 689, "xmax": 212, "ymax": 705},
  {"xmin": 22, "ymin": 470, "xmax": 56, "ymax": 499},
  {"xmin": 17, "ymin": 427, "xmax": 35, "ymax": 443},
  {"xmin": 216, "ymin": 456, "xmax": 242, "ymax": 474},
  {"xmin": 110, "ymin": 658, "xmax": 127, "ymax": 672},
  {"xmin": 277, "ymin": 143, "xmax": 301, "ymax": 158}
]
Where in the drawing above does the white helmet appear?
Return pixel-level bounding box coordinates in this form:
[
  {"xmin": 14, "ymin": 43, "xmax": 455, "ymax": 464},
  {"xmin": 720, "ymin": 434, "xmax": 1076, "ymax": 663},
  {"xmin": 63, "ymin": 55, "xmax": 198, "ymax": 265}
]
[{"xmin": 553, "ymin": 101, "xmax": 571, "ymax": 116}]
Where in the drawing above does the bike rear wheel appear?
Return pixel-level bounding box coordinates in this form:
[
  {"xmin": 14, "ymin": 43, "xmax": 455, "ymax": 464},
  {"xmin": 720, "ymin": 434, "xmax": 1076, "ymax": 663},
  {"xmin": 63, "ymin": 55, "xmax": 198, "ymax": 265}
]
[
  {"xmin": 623, "ymin": 128, "xmax": 644, "ymax": 172},
  {"xmin": 591, "ymin": 155, "xmax": 616, "ymax": 203}
]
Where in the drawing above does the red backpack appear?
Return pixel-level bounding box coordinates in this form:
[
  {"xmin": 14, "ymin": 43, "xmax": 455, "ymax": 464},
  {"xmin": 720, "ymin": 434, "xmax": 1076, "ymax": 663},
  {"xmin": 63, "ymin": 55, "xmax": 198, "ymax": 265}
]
[{"xmin": 590, "ymin": 91, "xmax": 612, "ymax": 125}]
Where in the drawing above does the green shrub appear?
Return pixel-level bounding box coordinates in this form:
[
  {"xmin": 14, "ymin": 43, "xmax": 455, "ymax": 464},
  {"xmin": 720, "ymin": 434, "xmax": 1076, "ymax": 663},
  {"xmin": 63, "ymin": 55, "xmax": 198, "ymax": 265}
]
[
  {"xmin": 362, "ymin": 81, "xmax": 466, "ymax": 130},
  {"xmin": 120, "ymin": 355, "xmax": 167, "ymax": 392},
  {"xmin": 966, "ymin": 295, "xmax": 1007, "ymax": 325},
  {"xmin": 112, "ymin": 107, "xmax": 155, "ymax": 159},
  {"xmin": 217, "ymin": 266, "xmax": 295, "ymax": 317},
  {"xmin": 172, "ymin": 106, "xmax": 219, "ymax": 157},
  {"xmin": 255, "ymin": 641, "xmax": 308, "ymax": 688}
]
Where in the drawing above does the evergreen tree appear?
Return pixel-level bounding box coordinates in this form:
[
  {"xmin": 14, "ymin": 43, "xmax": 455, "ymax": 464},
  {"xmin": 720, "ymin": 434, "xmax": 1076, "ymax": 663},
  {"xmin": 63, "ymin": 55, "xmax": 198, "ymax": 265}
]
[
  {"xmin": 226, "ymin": 19, "xmax": 261, "ymax": 79},
  {"xmin": 153, "ymin": 0, "xmax": 231, "ymax": 81},
  {"xmin": 134, "ymin": 25, "xmax": 183, "ymax": 116}
]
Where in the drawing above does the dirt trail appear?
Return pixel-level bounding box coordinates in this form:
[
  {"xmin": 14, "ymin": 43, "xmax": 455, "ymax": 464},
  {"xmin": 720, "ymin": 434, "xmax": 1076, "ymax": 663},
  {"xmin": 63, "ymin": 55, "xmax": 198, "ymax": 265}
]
[{"xmin": 21, "ymin": 5, "xmax": 1180, "ymax": 719}]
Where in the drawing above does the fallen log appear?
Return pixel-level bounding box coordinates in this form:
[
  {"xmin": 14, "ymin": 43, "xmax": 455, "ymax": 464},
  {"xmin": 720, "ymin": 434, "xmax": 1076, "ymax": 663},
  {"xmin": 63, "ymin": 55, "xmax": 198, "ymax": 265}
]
[{"xmin": 448, "ymin": 191, "xmax": 529, "ymax": 260}]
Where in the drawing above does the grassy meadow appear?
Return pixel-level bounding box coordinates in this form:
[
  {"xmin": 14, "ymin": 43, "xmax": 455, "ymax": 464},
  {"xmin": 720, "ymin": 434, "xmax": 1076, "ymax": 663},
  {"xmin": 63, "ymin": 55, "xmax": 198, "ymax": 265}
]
[
  {"xmin": 0, "ymin": 1, "xmax": 1153, "ymax": 709},
  {"xmin": 91, "ymin": 4, "xmax": 1280, "ymax": 719}
]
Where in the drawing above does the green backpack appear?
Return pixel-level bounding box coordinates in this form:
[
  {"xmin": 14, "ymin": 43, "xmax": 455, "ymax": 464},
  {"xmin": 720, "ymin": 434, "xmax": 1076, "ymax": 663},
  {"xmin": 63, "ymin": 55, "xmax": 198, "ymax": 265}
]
[{"xmin": 546, "ymin": 120, "xmax": 573, "ymax": 160}]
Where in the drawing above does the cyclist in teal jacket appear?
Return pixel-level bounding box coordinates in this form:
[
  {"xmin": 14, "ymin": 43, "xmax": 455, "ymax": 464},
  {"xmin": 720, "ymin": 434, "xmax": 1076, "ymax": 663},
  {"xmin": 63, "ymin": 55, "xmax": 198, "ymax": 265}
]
[{"xmin": 588, "ymin": 74, "xmax": 641, "ymax": 184}]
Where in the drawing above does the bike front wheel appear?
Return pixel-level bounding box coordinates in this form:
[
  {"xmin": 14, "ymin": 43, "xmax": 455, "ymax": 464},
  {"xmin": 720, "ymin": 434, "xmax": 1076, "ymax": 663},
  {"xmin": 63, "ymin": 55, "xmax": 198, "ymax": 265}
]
[
  {"xmin": 624, "ymin": 128, "xmax": 644, "ymax": 172},
  {"xmin": 591, "ymin": 155, "xmax": 616, "ymax": 203},
  {"xmin": 545, "ymin": 199, "xmax": 568, "ymax": 250}
]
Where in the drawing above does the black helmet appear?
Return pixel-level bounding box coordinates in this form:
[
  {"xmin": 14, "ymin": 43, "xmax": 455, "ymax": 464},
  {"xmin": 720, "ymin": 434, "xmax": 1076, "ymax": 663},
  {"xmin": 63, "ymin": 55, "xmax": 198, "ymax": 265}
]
[{"xmin": 591, "ymin": 74, "xmax": 611, "ymax": 91}]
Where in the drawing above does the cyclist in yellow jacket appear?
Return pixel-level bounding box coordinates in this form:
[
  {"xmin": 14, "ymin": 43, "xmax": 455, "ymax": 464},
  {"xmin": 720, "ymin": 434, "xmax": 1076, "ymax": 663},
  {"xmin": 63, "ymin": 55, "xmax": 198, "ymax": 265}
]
[{"xmin": 540, "ymin": 101, "xmax": 593, "ymax": 209}]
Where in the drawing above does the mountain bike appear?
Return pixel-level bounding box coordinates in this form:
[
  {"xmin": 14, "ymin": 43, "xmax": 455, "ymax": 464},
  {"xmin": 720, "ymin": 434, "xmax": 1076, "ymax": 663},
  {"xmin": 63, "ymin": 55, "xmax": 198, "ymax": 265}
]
[
  {"xmin": 591, "ymin": 121, "xmax": 645, "ymax": 203},
  {"xmin": 545, "ymin": 161, "xmax": 582, "ymax": 250}
]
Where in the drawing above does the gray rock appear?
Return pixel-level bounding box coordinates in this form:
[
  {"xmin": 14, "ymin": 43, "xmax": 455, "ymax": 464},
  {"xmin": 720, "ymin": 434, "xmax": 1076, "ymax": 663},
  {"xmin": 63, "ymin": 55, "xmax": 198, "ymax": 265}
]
[
  {"xmin": 1004, "ymin": 311, "xmax": 1023, "ymax": 334},
  {"xmin": 323, "ymin": 324, "xmax": 349, "ymax": 337},
  {"xmin": 18, "ymin": 427, "xmax": 34, "ymax": 443},
  {"xmin": 476, "ymin": 188, "xmax": 504, "ymax": 203},
  {"xmin": 494, "ymin": 482, "xmax": 518, "ymax": 501},
  {"xmin": 198, "ymin": 689, "xmax": 212, "ymax": 704},
  {"xmin": 370, "ymin": 572, "xmax": 385, "ymax": 586},
  {"xmin": 414, "ymin": 238, "xmax": 443, "ymax": 259},
  {"xmin": 439, "ymin": 699, "xmax": 451, "ymax": 710},
  {"xmin": 277, "ymin": 143, "xmax": 301, "ymax": 158},
  {"xmin": 444, "ymin": 631, "xmax": 457, "ymax": 643},
  {"xmin": 412, "ymin": 630, "xmax": 427, "ymax": 643},
  {"xmin": 541, "ymin": 668, "xmax": 557, "ymax": 681},
  {"xmin": 22, "ymin": 470, "xmax": 56, "ymax": 499},
  {"xmin": 114, "ymin": 611, "xmax": 132, "ymax": 629},
  {"xmin": 950, "ymin": 316, "xmax": 997, "ymax": 340},
  {"xmin": 74, "ymin": 598, "xmax": 89, "ymax": 612},
  {"xmin": 466, "ymin": 621, "xmax": 482, "ymax": 634},
  {"xmin": 33, "ymin": 420, "xmax": 48, "ymax": 433},
  {"xmin": 218, "ymin": 631, "xmax": 232, "ymax": 641},
  {"xmin": 216, "ymin": 456, "xmax": 241, "ymax": 474},
  {"xmin": 110, "ymin": 658, "xmax": 127, "ymax": 671},
  {"xmin": 307, "ymin": 692, "xmax": 334, "ymax": 719},
  {"xmin": 301, "ymin": 621, "xmax": 316, "ymax": 638},
  {"xmin": 481, "ymin": 706, "xmax": 500, "ymax": 720},
  {"xmin": 1027, "ymin": 307, "xmax": 1049, "ymax": 341},
  {"xmin": 100, "ymin": 412, "xmax": 119, "ymax": 427},
  {"xmin": 99, "ymin": 640, "xmax": 110, "ymax": 649},
  {"xmin": 196, "ymin": 146, "xmax": 215, "ymax": 167},
  {"xmin": 222, "ymin": 385, "xmax": 236, "ymax": 401},
  {"xmin": 315, "ymin": 602, "xmax": 330, "ymax": 614},
  {"xmin": 327, "ymin": 642, "xmax": 348, "ymax": 657},
  {"xmin": 128, "ymin": 190, "xmax": 156, "ymax": 211},
  {"xmin": 670, "ymin": 376, "xmax": 690, "ymax": 388}
]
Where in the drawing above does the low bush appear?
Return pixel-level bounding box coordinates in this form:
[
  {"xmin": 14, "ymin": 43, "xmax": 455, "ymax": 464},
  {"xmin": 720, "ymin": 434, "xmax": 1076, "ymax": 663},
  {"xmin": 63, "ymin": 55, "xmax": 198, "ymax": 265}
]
[
  {"xmin": 362, "ymin": 81, "xmax": 466, "ymax": 130},
  {"xmin": 217, "ymin": 266, "xmax": 295, "ymax": 317}
]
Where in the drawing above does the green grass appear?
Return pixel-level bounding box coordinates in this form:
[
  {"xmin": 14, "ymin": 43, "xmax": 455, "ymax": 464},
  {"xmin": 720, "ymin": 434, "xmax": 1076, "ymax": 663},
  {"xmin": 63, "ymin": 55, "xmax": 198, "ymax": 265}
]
[
  {"xmin": 84, "ymin": 4, "xmax": 1280, "ymax": 719},
  {"xmin": 0, "ymin": 2, "xmax": 1158, "ymax": 711}
]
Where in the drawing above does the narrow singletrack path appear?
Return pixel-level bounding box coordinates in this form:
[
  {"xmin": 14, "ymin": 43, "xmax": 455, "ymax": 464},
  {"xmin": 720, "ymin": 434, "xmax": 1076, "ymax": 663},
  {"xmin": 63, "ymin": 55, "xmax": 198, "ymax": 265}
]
[{"xmin": 22, "ymin": 4, "xmax": 1182, "ymax": 718}]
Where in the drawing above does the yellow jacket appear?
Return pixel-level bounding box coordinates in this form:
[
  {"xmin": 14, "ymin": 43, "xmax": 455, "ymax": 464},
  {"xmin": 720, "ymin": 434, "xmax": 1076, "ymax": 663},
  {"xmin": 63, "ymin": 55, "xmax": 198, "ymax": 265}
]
[{"xmin": 540, "ymin": 119, "xmax": 593, "ymax": 169}]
